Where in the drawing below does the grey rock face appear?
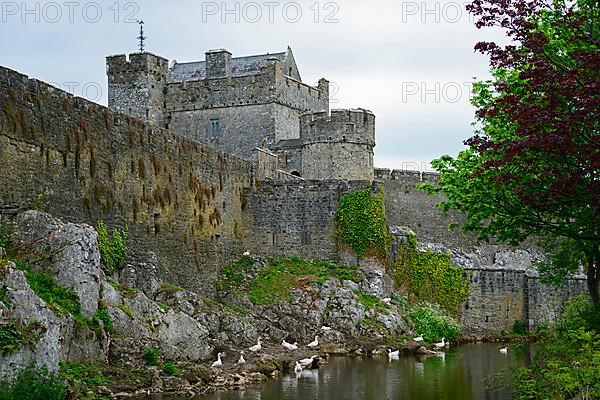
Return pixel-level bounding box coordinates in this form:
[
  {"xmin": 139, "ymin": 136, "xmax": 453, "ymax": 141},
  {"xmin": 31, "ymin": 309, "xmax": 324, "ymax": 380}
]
[
  {"xmin": 0, "ymin": 264, "xmax": 107, "ymax": 380},
  {"xmin": 12, "ymin": 211, "xmax": 101, "ymax": 317}
]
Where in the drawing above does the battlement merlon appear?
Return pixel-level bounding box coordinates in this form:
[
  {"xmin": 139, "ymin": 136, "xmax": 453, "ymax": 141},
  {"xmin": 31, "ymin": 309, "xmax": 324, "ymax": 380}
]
[
  {"xmin": 300, "ymin": 108, "xmax": 375, "ymax": 147},
  {"xmin": 106, "ymin": 52, "xmax": 169, "ymax": 84}
]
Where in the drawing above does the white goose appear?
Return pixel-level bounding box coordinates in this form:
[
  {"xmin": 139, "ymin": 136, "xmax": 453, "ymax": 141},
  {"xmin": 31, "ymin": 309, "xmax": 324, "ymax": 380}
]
[
  {"xmin": 237, "ymin": 351, "xmax": 246, "ymax": 365},
  {"xmin": 282, "ymin": 339, "xmax": 298, "ymax": 351},
  {"xmin": 434, "ymin": 337, "xmax": 446, "ymax": 350},
  {"xmin": 298, "ymin": 355, "xmax": 317, "ymax": 369},
  {"xmin": 211, "ymin": 352, "xmax": 224, "ymax": 367},
  {"xmin": 307, "ymin": 336, "xmax": 319, "ymax": 348},
  {"xmin": 499, "ymin": 346, "xmax": 508, "ymax": 354},
  {"xmin": 413, "ymin": 334, "xmax": 424, "ymax": 342},
  {"xmin": 249, "ymin": 337, "xmax": 262, "ymax": 352},
  {"xmin": 320, "ymin": 326, "xmax": 332, "ymax": 331},
  {"xmin": 294, "ymin": 361, "xmax": 303, "ymax": 374},
  {"xmin": 388, "ymin": 349, "xmax": 400, "ymax": 361},
  {"xmin": 243, "ymin": 251, "xmax": 250, "ymax": 256}
]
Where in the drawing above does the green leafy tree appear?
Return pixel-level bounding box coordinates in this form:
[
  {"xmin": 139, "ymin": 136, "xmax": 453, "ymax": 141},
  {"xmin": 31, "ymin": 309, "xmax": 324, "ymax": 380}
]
[{"xmin": 421, "ymin": 0, "xmax": 600, "ymax": 306}]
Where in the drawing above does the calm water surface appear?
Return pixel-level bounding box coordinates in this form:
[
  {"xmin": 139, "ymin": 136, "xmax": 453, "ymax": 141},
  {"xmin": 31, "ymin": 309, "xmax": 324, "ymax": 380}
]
[{"xmin": 171, "ymin": 343, "xmax": 529, "ymax": 400}]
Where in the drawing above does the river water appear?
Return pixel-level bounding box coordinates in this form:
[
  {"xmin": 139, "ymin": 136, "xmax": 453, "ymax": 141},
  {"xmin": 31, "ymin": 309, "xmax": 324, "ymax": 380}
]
[{"xmin": 191, "ymin": 343, "xmax": 528, "ymax": 400}]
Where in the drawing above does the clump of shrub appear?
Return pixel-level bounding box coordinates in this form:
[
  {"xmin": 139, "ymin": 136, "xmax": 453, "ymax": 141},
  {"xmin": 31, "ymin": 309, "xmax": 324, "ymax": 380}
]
[
  {"xmin": 162, "ymin": 360, "xmax": 181, "ymax": 376},
  {"xmin": 408, "ymin": 303, "xmax": 460, "ymax": 342},
  {"xmin": 92, "ymin": 308, "xmax": 113, "ymax": 332},
  {"xmin": 20, "ymin": 267, "xmax": 81, "ymax": 318},
  {"xmin": 143, "ymin": 347, "xmax": 160, "ymax": 366},
  {"xmin": 509, "ymin": 295, "xmax": 600, "ymax": 400},
  {"xmin": 96, "ymin": 221, "xmax": 128, "ymax": 274},
  {"xmin": 0, "ymin": 365, "xmax": 67, "ymax": 400},
  {"xmin": 512, "ymin": 320, "xmax": 527, "ymax": 335}
]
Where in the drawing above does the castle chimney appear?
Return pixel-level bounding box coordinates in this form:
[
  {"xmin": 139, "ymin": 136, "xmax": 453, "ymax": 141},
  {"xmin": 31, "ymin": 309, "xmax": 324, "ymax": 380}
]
[{"xmin": 205, "ymin": 49, "xmax": 232, "ymax": 79}]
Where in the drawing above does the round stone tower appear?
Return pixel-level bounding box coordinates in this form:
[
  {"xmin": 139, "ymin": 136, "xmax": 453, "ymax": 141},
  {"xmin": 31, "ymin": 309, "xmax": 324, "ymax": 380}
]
[{"xmin": 300, "ymin": 108, "xmax": 375, "ymax": 181}]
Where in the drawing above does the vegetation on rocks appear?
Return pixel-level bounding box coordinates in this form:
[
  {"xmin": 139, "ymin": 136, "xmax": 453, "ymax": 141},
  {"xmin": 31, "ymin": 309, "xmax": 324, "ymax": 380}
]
[
  {"xmin": 393, "ymin": 235, "xmax": 470, "ymax": 316},
  {"xmin": 16, "ymin": 264, "xmax": 81, "ymax": 318},
  {"xmin": 335, "ymin": 188, "xmax": 390, "ymax": 260},
  {"xmin": 217, "ymin": 256, "xmax": 361, "ymax": 305},
  {"xmin": 408, "ymin": 304, "xmax": 460, "ymax": 343},
  {"xmin": 0, "ymin": 321, "xmax": 45, "ymax": 354},
  {"xmin": 0, "ymin": 365, "xmax": 66, "ymax": 400},
  {"xmin": 96, "ymin": 221, "xmax": 128, "ymax": 274}
]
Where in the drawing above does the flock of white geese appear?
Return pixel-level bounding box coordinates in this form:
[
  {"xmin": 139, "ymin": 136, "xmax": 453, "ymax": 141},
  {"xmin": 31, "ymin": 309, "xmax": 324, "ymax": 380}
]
[{"xmin": 211, "ymin": 326, "xmax": 329, "ymax": 371}]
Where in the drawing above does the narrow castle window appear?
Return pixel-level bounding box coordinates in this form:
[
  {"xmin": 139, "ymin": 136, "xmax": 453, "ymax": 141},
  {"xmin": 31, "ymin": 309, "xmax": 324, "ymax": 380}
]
[
  {"xmin": 210, "ymin": 119, "xmax": 221, "ymax": 137},
  {"xmin": 346, "ymin": 123, "xmax": 354, "ymax": 132},
  {"xmin": 288, "ymin": 67, "xmax": 293, "ymax": 76}
]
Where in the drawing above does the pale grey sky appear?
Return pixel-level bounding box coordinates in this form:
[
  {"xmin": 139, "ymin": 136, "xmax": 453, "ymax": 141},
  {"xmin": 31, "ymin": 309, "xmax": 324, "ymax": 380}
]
[{"xmin": 0, "ymin": 0, "xmax": 505, "ymax": 170}]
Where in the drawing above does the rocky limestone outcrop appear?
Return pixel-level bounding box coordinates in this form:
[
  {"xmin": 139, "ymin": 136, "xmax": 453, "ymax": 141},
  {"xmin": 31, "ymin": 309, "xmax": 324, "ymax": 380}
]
[{"xmin": 0, "ymin": 211, "xmax": 413, "ymax": 395}]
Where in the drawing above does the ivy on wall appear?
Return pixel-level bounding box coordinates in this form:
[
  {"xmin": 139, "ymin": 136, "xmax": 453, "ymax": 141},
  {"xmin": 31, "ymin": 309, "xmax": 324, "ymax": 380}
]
[
  {"xmin": 394, "ymin": 235, "xmax": 470, "ymax": 316},
  {"xmin": 335, "ymin": 188, "xmax": 390, "ymax": 260}
]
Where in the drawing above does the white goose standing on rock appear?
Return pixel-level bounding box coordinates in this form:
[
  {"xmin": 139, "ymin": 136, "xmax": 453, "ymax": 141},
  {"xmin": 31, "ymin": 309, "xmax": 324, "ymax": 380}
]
[
  {"xmin": 294, "ymin": 361, "xmax": 303, "ymax": 374},
  {"xmin": 237, "ymin": 351, "xmax": 246, "ymax": 365},
  {"xmin": 249, "ymin": 337, "xmax": 262, "ymax": 352},
  {"xmin": 211, "ymin": 352, "xmax": 224, "ymax": 367},
  {"xmin": 307, "ymin": 336, "xmax": 319, "ymax": 348},
  {"xmin": 434, "ymin": 337, "xmax": 446, "ymax": 350}
]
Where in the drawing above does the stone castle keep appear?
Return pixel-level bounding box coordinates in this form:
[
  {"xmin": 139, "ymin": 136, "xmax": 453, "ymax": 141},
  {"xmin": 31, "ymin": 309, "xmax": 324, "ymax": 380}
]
[
  {"xmin": 106, "ymin": 48, "xmax": 375, "ymax": 181},
  {"xmin": 0, "ymin": 47, "xmax": 586, "ymax": 338}
]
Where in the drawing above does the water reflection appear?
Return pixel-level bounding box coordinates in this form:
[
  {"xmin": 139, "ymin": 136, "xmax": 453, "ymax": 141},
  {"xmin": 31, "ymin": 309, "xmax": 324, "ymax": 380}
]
[{"xmin": 171, "ymin": 343, "xmax": 527, "ymax": 400}]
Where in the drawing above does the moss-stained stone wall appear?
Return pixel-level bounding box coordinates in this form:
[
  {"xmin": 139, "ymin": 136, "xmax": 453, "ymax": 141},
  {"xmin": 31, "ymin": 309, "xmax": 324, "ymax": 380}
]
[{"xmin": 0, "ymin": 66, "xmax": 253, "ymax": 295}]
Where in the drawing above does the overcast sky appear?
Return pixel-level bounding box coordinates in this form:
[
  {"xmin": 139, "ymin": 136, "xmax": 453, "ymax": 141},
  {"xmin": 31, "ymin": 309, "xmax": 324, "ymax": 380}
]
[{"xmin": 0, "ymin": 0, "xmax": 506, "ymax": 170}]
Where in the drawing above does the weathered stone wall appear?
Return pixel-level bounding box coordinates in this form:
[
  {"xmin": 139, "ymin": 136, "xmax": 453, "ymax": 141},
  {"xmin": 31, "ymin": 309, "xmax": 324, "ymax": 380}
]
[
  {"xmin": 106, "ymin": 53, "xmax": 169, "ymax": 127},
  {"xmin": 461, "ymin": 269, "xmax": 587, "ymax": 337},
  {"xmin": 0, "ymin": 66, "xmax": 253, "ymax": 295},
  {"xmin": 241, "ymin": 180, "xmax": 371, "ymax": 260},
  {"xmin": 376, "ymin": 168, "xmax": 476, "ymax": 249}
]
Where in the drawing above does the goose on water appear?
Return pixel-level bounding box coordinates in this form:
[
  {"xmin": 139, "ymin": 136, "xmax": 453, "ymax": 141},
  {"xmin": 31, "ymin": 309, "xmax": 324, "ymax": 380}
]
[
  {"xmin": 294, "ymin": 361, "xmax": 303, "ymax": 374},
  {"xmin": 249, "ymin": 337, "xmax": 262, "ymax": 352},
  {"xmin": 237, "ymin": 351, "xmax": 246, "ymax": 365},
  {"xmin": 307, "ymin": 336, "xmax": 319, "ymax": 348},
  {"xmin": 499, "ymin": 346, "xmax": 508, "ymax": 354},
  {"xmin": 388, "ymin": 349, "xmax": 400, "ymax": 360},
  {"xmin": 211, "ymin": 352, "xmax": 224, "ymax": 367}
]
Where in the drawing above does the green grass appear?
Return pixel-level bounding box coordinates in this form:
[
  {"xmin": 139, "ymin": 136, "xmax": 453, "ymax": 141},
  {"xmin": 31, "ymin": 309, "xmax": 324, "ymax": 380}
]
[
  {"xmin": 159, "ymin": 283, "xmax": 184, "ymax": 295},
  {"xmin": 354, "ymin": 290, "xmax": 390, "ymax": 311},
  {"xmin": 117, "ymin": 304, "xmax": 134, "ymax": 318},
  {"xmin": 59, "ymin": 363, "xmax": 107, "ymax": 398},
  {"xmin": 218, "ymin": 256, "xmax": 361, "ymax": 305},
  {"xmin": 17, "ymin": 266, "xmax": 81, "ymax": 318}
]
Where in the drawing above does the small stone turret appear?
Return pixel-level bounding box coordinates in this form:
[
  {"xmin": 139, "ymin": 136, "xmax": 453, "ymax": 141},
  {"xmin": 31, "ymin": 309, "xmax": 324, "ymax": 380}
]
[
  {"xmin": 300, "ymin": 109, "xmax": 375, "ymax": 181},
  {"xmin": 106, "ymin": 52, "xmax": 168, "ymax": 127}
]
